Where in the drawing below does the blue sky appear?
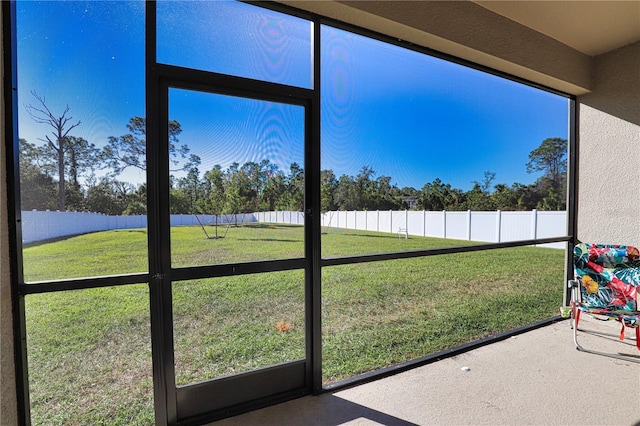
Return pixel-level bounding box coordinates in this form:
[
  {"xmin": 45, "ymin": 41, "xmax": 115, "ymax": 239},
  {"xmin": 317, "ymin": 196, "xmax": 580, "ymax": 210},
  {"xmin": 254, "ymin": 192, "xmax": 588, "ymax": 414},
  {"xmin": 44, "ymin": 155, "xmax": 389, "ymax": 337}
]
[{"xmin": 17, "ymin": 0, "xmax": 568, "ymax": 191}]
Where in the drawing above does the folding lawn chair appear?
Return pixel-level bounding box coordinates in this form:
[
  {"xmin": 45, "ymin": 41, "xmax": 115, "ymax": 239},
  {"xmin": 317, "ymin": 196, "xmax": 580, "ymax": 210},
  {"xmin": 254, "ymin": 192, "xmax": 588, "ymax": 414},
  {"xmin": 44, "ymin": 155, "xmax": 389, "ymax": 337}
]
[{"xmin": 568, "ymin": 243, "xmax": 640, "ymax": 362}]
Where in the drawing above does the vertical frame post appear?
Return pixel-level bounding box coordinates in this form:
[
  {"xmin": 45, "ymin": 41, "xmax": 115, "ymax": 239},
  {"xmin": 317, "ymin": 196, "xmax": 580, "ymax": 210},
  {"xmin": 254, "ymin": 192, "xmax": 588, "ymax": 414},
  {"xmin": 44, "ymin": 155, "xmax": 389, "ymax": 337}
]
[
  {"xmin": 565, "ymin": 97, "xmax": 578, "ymax": 306},
  {"xmin": 146, "ymin": 2, "xmax": 177, "ymax": 424},
  {"xmin": 308, "ymin": 16, "xmax": 323, "ymax": 394},
  {"xmin": 4, "ymin": 1, "xmax": 30, "ymax": 423}
]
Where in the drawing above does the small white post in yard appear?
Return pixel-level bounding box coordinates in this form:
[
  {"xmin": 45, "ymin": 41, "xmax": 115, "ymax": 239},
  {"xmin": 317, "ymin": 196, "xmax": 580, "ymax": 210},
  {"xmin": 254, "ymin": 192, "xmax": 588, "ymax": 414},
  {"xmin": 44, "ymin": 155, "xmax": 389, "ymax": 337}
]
[
  {"xmin": 467, "ymin": 209, "xmax": 472, "ymax": 240},
  {"xmin": 496, "ymin": 209, "xmax": 502, "ymax": 243},
  {"xmin": 531, "ymin": 209, "xmax": 538, "ymax": 240}
]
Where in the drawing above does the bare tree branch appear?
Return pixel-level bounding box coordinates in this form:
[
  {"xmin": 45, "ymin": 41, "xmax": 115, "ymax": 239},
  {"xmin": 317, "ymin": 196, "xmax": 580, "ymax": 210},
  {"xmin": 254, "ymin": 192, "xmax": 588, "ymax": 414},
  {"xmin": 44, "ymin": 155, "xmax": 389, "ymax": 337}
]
[{"xmin": 24, "ymin": 91, "xmax": 82, "ymax": 211}]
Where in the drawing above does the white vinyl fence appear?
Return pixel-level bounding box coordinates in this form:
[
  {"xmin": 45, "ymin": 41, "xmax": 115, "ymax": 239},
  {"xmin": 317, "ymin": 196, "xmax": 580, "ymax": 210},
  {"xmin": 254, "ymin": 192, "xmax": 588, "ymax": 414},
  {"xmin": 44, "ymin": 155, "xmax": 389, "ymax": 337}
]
[
  {"xmin": 21, "ymin": 209, "xmax": 567, "ymax": 248},
  {"xmin": 20, "ymin": 210, "xmax": 256, "ymax": 244},
  {"xmin": 258, "ymin": 209, "xmax": 567, "ymax": 249}
]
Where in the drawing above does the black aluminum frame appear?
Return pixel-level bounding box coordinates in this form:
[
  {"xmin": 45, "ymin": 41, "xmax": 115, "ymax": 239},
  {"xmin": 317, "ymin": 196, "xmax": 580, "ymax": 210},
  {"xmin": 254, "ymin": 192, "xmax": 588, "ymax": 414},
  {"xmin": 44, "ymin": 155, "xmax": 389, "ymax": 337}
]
[
  {"xmin": 3, "ymin": 2, "xmax": 30, "ymax": 424},
  {"xmin": 4, "ymin": 1, "xmax": 577, "ymax": 424},
  {"xmin": 149, "ymin": 61, "xmax": 319, "ymax": 424}
]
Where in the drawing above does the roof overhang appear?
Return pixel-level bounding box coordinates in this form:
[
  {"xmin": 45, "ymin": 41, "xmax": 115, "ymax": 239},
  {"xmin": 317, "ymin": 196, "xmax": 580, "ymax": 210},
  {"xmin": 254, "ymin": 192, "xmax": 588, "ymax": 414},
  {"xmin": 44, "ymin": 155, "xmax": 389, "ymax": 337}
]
[{"xmin": 276, "ymin": 1, "xmax": 640, "ymax": 96}]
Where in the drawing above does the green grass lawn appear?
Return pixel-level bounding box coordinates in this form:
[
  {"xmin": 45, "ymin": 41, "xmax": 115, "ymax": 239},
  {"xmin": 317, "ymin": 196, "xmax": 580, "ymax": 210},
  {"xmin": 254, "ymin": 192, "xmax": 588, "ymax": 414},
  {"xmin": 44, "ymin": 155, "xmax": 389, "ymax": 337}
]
[{"xmin": 23, "ymin": 224, "xmax": 564, "ymax": 425}]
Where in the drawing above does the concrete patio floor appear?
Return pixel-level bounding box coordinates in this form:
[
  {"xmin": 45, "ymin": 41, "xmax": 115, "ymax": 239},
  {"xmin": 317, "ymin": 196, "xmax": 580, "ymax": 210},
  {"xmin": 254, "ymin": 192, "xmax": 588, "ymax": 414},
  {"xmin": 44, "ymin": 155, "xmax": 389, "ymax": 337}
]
[{"xmin": 212, "ymin": 317, "xmax": 640, "ymax": 426}]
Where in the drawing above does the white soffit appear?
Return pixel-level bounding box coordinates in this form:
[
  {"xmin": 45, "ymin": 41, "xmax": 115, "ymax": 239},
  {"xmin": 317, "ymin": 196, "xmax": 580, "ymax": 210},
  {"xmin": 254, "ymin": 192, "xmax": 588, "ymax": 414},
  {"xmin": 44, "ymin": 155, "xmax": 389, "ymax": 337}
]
[{"xmin": 474, "ymin": 1, "xmax": 640, "ymax": 56}]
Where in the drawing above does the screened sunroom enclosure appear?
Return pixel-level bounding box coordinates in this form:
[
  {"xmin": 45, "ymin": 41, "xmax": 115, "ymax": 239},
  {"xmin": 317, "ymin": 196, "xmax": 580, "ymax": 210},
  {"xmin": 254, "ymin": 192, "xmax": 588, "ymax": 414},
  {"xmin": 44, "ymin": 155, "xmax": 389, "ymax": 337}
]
[{"xmin": 7, "ymin": 1, "xmax": 574, "ymax": 424}]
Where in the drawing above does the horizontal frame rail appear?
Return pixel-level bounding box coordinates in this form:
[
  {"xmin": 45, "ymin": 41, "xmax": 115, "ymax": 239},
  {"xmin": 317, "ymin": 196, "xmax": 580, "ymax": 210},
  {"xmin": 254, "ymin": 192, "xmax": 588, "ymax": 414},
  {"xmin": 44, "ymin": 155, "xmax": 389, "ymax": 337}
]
[
  {"xmin": 322, "ymin": 236, "xmax": 572, "ymax": 267},
  {"xmin": 172, "ymin": 258, "xmax": 306, "ymax": 281},
  {"xmin": 155, "ymin": 63, "xmax": 314, "ymax": 106},
  {"xmin": 19, "ymin": 237, "xmax": 570, "ymax": 294},
  {"xmin": 19, "ymin": 272, "xmax": 150, "ymax": 295}
]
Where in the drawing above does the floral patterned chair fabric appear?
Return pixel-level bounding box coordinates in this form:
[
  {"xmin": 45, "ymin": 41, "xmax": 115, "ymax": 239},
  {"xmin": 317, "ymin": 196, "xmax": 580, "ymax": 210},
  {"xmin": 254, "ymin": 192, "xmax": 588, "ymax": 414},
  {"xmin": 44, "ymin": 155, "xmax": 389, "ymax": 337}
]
[{"xmin": 569, "ymin": 243, "xmax": 640, "ymax": 358}]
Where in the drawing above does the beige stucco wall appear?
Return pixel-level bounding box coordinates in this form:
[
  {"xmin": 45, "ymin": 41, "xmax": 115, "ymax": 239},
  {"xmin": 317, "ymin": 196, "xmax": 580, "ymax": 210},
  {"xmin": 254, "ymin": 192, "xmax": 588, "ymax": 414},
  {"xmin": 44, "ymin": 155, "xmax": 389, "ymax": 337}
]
[
  {"xmin": 576, "ymin": 42, "xmax": 640, "ymax": 246},
  {"xmin": 1, "ymin": 4, "xmax": 19, "ymax": 425}
]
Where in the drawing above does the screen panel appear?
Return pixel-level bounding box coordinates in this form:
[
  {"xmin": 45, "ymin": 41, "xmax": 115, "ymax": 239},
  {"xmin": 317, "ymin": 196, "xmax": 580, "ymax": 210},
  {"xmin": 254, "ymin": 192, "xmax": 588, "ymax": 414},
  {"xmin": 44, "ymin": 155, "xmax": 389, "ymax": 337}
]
[
  {"xmin": 25, "ymin": 285, "xmax": 153, "ymax": 424},
  {"xmin": 320, "ymin": 25, "xmax": 569, "ymax": 257},
  {"xmin": 322, "ymin": 246, "xmax": 565, "ymax": 384},
  {"xmin": 172, "ymin": 271, "xmax": 306, "ymax": 386},
  {"xmin": 17, "ymin": 0, "xmax": 147, "ymax": 282},
  {"xmin": 157, "ymin": 1, "xmax": 313, "ymax": 88},
  {"xmin": 168, "ymin": 89, "xmax": 306, "ymax": 268}
]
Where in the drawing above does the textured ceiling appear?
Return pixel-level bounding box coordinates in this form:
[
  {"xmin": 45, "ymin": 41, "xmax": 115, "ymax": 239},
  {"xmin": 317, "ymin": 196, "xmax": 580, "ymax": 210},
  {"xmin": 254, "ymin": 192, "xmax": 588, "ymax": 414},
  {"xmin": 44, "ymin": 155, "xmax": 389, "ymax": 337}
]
[{"xmin": 474, "ymin": 1, "xmax": 640, "ymax": 56}]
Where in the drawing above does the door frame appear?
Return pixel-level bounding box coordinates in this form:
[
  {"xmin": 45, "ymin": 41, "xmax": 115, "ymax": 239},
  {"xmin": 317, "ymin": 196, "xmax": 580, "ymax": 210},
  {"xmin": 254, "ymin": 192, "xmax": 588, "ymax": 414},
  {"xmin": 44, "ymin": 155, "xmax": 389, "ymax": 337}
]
[{"xmin": 145, "ymin": 9, "xmax": 322, "ymax": 422}]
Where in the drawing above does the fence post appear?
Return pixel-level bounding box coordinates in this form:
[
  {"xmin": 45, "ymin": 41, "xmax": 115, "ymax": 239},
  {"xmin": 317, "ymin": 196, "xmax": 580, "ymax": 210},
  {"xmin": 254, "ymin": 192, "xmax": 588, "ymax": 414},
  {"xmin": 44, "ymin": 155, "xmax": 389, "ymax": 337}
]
[
  {"xmin": 376, "ymin": 210, "xmax": 379, "ymax": 232},
  {"xmin": 405, "ymin": 209, "xmax": 408, "ymax": 235},
  {"xmin": 389, "ymin": 210, "xmax": 393, "ymax": 233},
  {"xmin": 531, "ymin": 209, "xmax": 538, "ymax": 240},
  {"xmin": 423, "ymin": 210, "xmax": 426, "ymax": 237},
  {"xmin": 496, "ymin": 209, "xmax": 502, "ymax": 243},
  {"xmin": 467, "ymin": 210, "xmax": 472, "ymax": 241},
  {"xmin": 442, "ymin": 210, "xmax": 447, "ymax": 239}
]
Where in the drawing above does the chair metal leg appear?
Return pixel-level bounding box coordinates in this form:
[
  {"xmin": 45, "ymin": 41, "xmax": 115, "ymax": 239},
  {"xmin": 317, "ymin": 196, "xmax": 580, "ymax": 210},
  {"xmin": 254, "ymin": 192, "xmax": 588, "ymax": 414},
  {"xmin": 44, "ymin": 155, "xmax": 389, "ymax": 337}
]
[{"xmin": 571, "ymin": 311, "xmax": 640, "ymax": 363}]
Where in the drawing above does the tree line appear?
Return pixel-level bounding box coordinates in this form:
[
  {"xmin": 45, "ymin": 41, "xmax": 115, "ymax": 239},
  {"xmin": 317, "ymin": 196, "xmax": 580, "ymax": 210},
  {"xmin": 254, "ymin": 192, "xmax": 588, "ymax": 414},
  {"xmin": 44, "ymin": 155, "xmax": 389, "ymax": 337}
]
[{"xmin": 19, "ymin": 92, "xmax": 567, "ymax": 215}]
